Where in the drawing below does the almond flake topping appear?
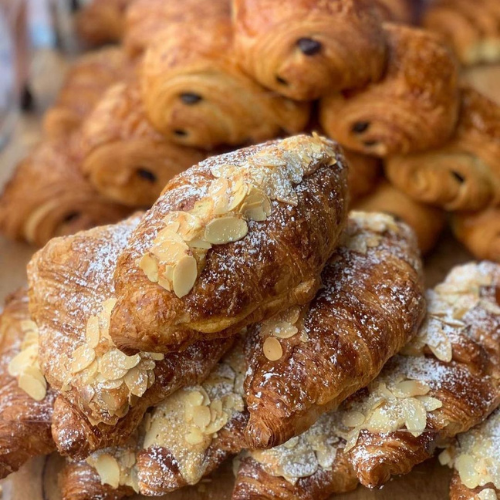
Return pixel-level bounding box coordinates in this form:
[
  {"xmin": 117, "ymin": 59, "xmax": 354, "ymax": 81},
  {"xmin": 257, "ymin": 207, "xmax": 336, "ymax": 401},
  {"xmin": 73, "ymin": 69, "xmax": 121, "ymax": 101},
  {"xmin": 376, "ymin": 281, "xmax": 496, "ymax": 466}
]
[{"xmin": 87, "ymin": 449, "xmax": 139, "ymax": 493}]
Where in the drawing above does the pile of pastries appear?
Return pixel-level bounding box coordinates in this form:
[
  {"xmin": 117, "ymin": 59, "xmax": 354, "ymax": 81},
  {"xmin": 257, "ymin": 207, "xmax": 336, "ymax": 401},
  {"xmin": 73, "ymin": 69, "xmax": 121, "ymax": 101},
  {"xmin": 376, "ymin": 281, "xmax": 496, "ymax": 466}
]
[
  {"xmin": 1, "ymin": 134, "xmax": 500, "ymax": 500},
  {"xmin": 1, "ymin": 0, "xmax": 500, "ymax": 264}
]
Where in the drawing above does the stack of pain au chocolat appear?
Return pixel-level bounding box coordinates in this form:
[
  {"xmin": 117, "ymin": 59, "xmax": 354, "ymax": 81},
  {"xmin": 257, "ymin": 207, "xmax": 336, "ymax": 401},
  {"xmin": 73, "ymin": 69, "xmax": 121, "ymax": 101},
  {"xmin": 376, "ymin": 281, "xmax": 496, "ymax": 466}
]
[{"xmin": 1, "ymin": 135, "xmax": 500, "ymax": 500}]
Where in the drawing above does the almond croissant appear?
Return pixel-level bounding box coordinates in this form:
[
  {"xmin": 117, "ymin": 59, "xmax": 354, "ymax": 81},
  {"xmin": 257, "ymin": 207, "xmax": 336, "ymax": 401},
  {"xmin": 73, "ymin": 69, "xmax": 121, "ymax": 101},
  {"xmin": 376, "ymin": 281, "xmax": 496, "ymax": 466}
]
[
  {"xmin": 0, "ymin": 138, "xmax": 131, "ymax": 247},
  {"xmin": 320, "ymin": 24, "xmax": 460, "ymax": 157},
  {"xmin": 140, "ymin": 18, "xmax": 310, "ymax": 149},
  {"xmin": 78, "ymin": 81, "xmax": 206, "ymax": 207},
  {"xmin": 0, "ymin": 290, "xmax": 56, "ymax": 479},
  {"xmin": 28, "ymin": 216, "xmax": 232, "ymax": 459},
  {"xmin": 232, "ymin": 0, "xmax": 388, "ymax": 101},
  {"xmin": 244, "ymin": 211, "xmax": 425, "ymax": 449},
  {"xmin": 385, "ymin": 88, "xmax": 500, "ymax": 212},
  {"xmin": 110, "ymin": 135, "xmax": 349, "ymax": 354}
]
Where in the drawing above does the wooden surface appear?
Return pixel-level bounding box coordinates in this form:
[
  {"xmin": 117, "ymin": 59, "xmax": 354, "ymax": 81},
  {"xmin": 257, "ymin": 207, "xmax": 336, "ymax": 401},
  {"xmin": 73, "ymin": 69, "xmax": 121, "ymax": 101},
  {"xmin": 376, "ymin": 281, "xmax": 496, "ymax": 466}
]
[{"xmin": 0, "ymin": 50, "xmax": 477, "ymax": 500}]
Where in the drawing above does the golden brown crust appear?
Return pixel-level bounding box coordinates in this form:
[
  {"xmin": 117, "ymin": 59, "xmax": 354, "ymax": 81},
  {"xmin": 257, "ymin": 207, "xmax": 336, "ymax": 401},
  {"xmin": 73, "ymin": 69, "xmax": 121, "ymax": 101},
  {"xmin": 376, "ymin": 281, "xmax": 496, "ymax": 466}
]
[
  {"xmin": 110, "ymin": 135, "xmax": 349, "ymax": 354},
  {"xmin": 140, "ymin": 18, "xmax": 310, "ymax": 149},
  {"xmin": 320, "ymin": 23, "xmax": 460, "ymax": 157},
  {"xmin": 0, "ymin": 138, "xmax": 131, "ymax": 247},
  {"xmin": 372, "ymin": 0, "xmax": 415, "ymax": 23},
  {"xmin": 354, "ymin": 181, "xmax": 446, "ymax": 254},
  {"xmin": 385, "ymin": 88, "xmax": 500, "ymax": 211},
  {"xmin": 232, "ymin": 0, "xmax": 388, "ymax": 101},
  {"xmin": 449, "ymin": 470, "xmax": 499, "ymax": 500},
  {"xmin": 244, "ymin": 212, "xmax": 425, "ymax": 449},
  {"xmin": 0, "ymin": 290, "xmax": 56, "ymax": 479},
  {"xmin": 343, "ymin": 149, "xmax": 381, "ymax": 204}
]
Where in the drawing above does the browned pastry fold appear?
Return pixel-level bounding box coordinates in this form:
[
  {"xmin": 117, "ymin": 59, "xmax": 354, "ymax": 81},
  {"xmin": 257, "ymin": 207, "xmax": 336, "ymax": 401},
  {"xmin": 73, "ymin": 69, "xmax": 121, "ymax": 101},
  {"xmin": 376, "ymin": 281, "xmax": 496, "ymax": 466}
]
[
  {"xmin": 0, "ymin": 290, "xmax": 56, "ymax": 479},
  {"xmin": 385, "ymin": 88, "xmax": 500, "ymax": 211},
  {"xmin": 452, "ymin": 208, "xmax": 500, "ymax": 263},
  {"xmin": 124, "ymin": 0, "xmax": 230, "ymax": 58},
  {"xmin": 244, "ymin": 211, "xmax": 425, "ymax": 449},
  {"xmin": 343, "ymin": 149, "xmax": 382, "ymax": 204},
  {"xmin": 320, "ymin": 23, "xmax": 460, "ymax": 157},
  {"xmin": 354, "ymin": 181, "xmax": 446, "ymax": 254},
  {"xmin": 140, "ymin": 18, "xmax": 310, "ymax": 149},
  {"xmin": 75, "ymin": 0, "xmax": 132, "ymax": 47},
  {"xmin": 110, "ymin": 135, "xmax": 349, "ymax": 354},
  {"xmin": 43, "ymin": 47, "xmax": 132, "ymax": 140},
  {"xmin": 28, "ymin": 217, "xmax": 232, "ymax": 459},
  {"xmin": 440, "ymin": 408, "xmax": 500, "ymax": 500},
  {"xmin": 372, "ymin": 0, "xmax": 415, "ymax": 23},
  {"xmin": 423, "ymin": 0, "xmax": 500, "ymax": 66},
  {"xmin": 0, "ymin": 138, "xmax": 131, "ymax": 247},
  {"xmin": 232, "ymin": 0, "xmax": 388, "ymax": 101},
  {"xmin": 78, "ymin": 81, "xmax": 206, "ymax": 207}
]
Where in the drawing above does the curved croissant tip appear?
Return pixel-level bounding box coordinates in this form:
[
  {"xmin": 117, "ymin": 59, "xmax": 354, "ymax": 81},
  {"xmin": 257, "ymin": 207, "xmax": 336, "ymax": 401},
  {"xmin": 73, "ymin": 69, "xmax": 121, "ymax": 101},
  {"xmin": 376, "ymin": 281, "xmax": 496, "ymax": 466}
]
[{"xmin": 244, "ymin": 419, "xmax": 278, "ymax": 450}]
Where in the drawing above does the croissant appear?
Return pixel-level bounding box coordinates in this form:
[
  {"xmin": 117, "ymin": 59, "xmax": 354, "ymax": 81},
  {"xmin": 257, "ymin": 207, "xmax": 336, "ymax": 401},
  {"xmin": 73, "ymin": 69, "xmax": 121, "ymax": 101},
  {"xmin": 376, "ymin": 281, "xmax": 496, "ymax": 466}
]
[
  {"xmin": 343, "ymin": 149, "xmax": 382, "ymax": 204},
  {"xmin": 232, "ymin": 0, "xmax": 388, "ymax": 101},
  {"xmin": 385, "ymin": 88, "xmax": 500, "ymax": 212},
  {"xmin": 0, "ymin": 290, "xmax": 56, "ymax": 479},
  {"xmin": 43, "ymin": 47, "xmax": 132, "ymax": 140},
  {"xmin": 452, "ymin": 208, "xmax": 500, "ymax": 263},
  {"xmin": 440, "ymin": 408, "xmax": 500, "ymax": 500},
  {"xmin": 123, "ymin": 0, "xmax": 230, "ymax": 58},
  {"xmin": 423, "ymin": 0, "xmax": 500, "ymax": 66},
  {"xmin": 110, "ymin": 135, "xmax": 349, "ymax": 354},
  {"xmin": 320, "ymin": 23, "xmax": 460, "ymax": 157},
  {"xmin": 353, "ymin": 181, "xmax": 446, "ymax": 254},
  {"xmin": 372, "ymin": 0, "xmax": 415, "ymax": 23},
  {"xmin": 140, "ymin": 19, "xmax": 310, "ymax": 150},
  {"xmin": 0, "ymin": 138, "xmax": 131, "ymax": 247},
  {"xmin": 463, "ymin": 65, "xmax": 500, "ymax": 105},
  {"xmin": 244, "ymin": 211, "xmax": 425, "ymax": 449},
  {"xmin": 75, "ymin": 0, "xmax": 131, "ymax": 47},
  {"xmin": 78, "ymin": 82, "xmax": 206, "ymax": 207},
  {"xmin": 28, "ymin": 216, "xmax": 232, "ymax": 459}
]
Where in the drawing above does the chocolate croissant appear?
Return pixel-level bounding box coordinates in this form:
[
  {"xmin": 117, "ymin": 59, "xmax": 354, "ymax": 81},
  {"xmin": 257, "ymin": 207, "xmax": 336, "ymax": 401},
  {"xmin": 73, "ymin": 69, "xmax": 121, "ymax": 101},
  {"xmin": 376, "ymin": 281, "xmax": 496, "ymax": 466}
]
[
  {"xmin": 0, "ymin": 138, "xmax": 131, "ymax": 247},
  {"xmin": 140, "ymin": 18, "xmax": 310, "ymax": 149},
  {"xmin": 244, "ymin": 211, "xmax": 425, "ymax": 449},
  {"xmin": 78, "ymin": 82, "xmax": 206, "ymax": 207},
  {"xmin": 320, "ymin": 23, "xmax": 460, "ymax": 157},
  {"xmin": 28, "ymin": 216, "xmax": 232, "ymax": 459},
  {"xmin": 440, "ymin": 408, "xmax": 500, "ymax": 500},
  {"xmin": 354, "ymin": 181, "xmax": 446, "ymax": 254},
  {"xmin": 43, "ymin": 47, "xmax": 132, "ymax": 140},
  {"xmin": 343, "ymin": 149, "xmax": 382, "ymax": 204},
  {"xmin": 385, "ymin": 88, "xmax": 500, "ymax": 212},
  {"xmin": 110, "ymin": 135, "xmax": 349, "ymax": 354},
  {"xmin": 232, "ymin": 0, "xmax": 388, "ymax": 101},
  {"xmin": 0, "ymin": 290, "xmax": 56, "ymax": 478},
  {"xmin": 452, "ymin": 208, "xmax": 500, "ymax": 263},
  {"xmin": 423, "ymin": 0, "xmax": 500, "ymax": 66}
]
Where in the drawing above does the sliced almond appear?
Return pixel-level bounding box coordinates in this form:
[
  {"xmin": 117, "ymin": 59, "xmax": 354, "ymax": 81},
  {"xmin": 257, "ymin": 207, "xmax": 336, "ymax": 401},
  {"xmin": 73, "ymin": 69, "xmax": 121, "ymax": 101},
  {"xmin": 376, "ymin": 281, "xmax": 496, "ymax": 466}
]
[
  {"xmin": 99, "ymin": 351, "xmax": 130, "ymax": 380},
  {"xmin": 173, "ymin": 255, "xmax": 198, "ymax": 298},
  {"xmin": 187, "ymin": 239, "xmax": 212, "ymax": 250},
  {"xmin": 185, "ymin": 427, "xmax": 204, "ymax": 445},
  {"xmin": 124, "ymin": 366, "xmax": 149, "ymax": 397},
  {"xmin": 18, "ymin": 373, "xmax": 47, "ymax": 401},
  {"xmin": 402, "ymin": 398, "xmax": 427, "ymax": 437},
  {"xmin": 204, "ymin": 217, "xmax": 248, "ymax": 245},
  {"xmin": 8, "ymin": 346, "xmax": 38, "ymax": 377},
  {"xmin": 193, "ymin": 405, "xmax": 211, "ymax": 429},
  {"xmin": 456, "ymin": 454, "xmax": 480, "ymax": 489},
  {"xmin": 93, "ymin": 453, "xmax": 121, "ymax": 489},
  {"xmin": 147, "ymin": 352, "xmax": 165, "ymax": 361},
  {"xmin": 342, "ymin": 411, "xmax": 366, "ymax": 428},
  {"xmin": 392, "ymin": 380, "xmax": 430, "ymax": 398},
  {"xmin": 152, "ymin": 239, "xmax": 189, "ymax": 263},
  {"xmin": 418, "ymin": 396, "xmax": 442, "ymax": 412},
  {"xmin": 186, "ymin": 390, "xmax": 205, "ymax": 408},
  {"xmin": 71, "ymin": 345, "xmax": 96, "ymax": 374},
  {"xmin": 139, "ymin": 254, "xmax": 159, "ymax": 283},
  {"xmin": 86, "ymin": 315, "xmax": 101, "ymax": 348},
  {"xmin": 263, "ymin": 337, "xmax": 283, "ymax": 361}
]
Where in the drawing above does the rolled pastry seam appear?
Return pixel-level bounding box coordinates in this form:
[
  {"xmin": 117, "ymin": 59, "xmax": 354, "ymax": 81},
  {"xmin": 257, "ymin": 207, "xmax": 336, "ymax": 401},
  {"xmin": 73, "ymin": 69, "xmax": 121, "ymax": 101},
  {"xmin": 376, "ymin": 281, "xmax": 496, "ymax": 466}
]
[
  {"xmin": 232, "ymin": 0, "xmax": 388, "ymax": 101},
  {"xmin": 354, "ymin": 181, "xmax": 446, "ymax": 254},
  {"xmin": 244, "ymin": 211, "xmax": 425, "ymax": 449},
  {"xmin": 423, "ymin": 0, "xmax": 500, "ymax": 66},
  {"xmin": 320, "ymin": 23, "xmax": 460, "ymax": 157},
  {"xmin": 78, "ymin": 82, "xmax": 206, "ymax": 207},
  {"xmin": 110, "ymin": 135, "xmax": 349, "ymax": 354},
  {"xmin": 0, "ymin": 138, "xmax": 131, "ymax": 247},
  {"xmin": 343, "ymin": 149, "xmax": 382, "ymax": 204},
  {"xmin": 140, "ymin": 17, "xmax": 310, "ymax": 149},
  {"xmin": 385, "ymin": 88, "xmax": 500, "ymax": 212},
  {"xmin": 440, "ymin": 408, "xmax": 500, "ymax": 500},
  {"xmin": 28, "ymin": 217, "xmax": 231, "ymax": 459},
  {"xmin": 452, "ymin": 208, "xmax": 500, "ymax": 263},
  {"xmin": 0, "ymin": 290, "xmax": 56, "ymax": 479}
]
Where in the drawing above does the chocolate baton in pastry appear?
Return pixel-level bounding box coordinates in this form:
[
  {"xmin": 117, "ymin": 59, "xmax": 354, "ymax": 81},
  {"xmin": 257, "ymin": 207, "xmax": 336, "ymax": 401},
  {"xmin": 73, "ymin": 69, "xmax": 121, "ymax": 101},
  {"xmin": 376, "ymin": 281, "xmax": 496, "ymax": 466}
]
[
  {"xmin": 385, "ymin": 88, "xmax": 500, "ymax": 212},
  {"xmin": 232, "ymin": 0, "xmax": 388, "ymax": 101},
  {"xmin": 320, "ymin": 23, "xmax": 460, "ymax": 157},
  {"xmin": 343, "ymin": 149, "xmax": 382, "ymax": 204},
  {"xmin": 43, "ymin": 47, "xmax": 132, "ymax": 140},
  {"xmin": 354, "ymin": 181, "xmax": 446, "ymax": 255},
  {"xmin": 28, "ymin": 216, "xmax": 232, "ymax": 459},
  {"xmin": 423, "ymin": 0, "xmax": 500, "ymax": 66},
  {"xmin": 0, "ymin": 290, "xmax": 56, "ymax": 479},
  {"xmin": 440, "ymin": 408, "xmax": 500, "ymax": 500},
  {"xmin": 110, "ymin": 135, "xmax": 349, "ymax": 354},
  {"xmin": 78, "ymin": 81, "xmax": 206, "ymax": 207},
  {"xmin": 0, "ymin": 138, "xmax": 131, "ymax": 247},
  {"xmin": 140, "ymin": 18, "xmax": 310, "ymax": 150},
  {"xmin": 244, "ymin": 211, "xmax": 425, "ymax": 449}
]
